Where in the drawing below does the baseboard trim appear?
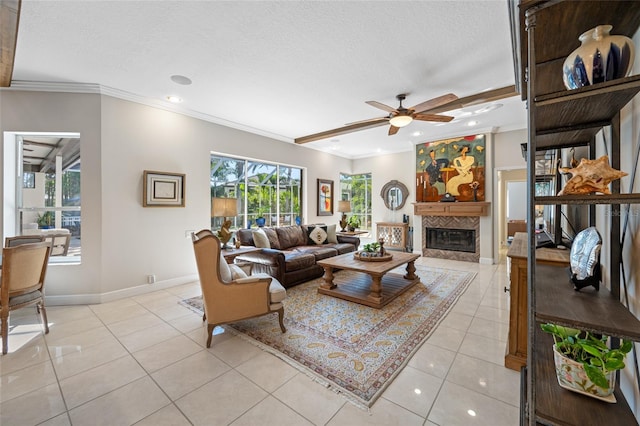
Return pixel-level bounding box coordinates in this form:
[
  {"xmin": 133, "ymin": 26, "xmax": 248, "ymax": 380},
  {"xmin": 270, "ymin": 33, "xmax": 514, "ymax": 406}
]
[
  {"xmin": 45, "ymin": 274, "xmax": 199, "ymax": 306},
  {"xmin": 479, "ymin": 257, "xmax": 494, "ymax": 265}
]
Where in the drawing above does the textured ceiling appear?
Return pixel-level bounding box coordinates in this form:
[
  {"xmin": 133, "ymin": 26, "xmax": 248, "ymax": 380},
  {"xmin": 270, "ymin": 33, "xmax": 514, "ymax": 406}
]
[{"xmin": 11, "ymin": 1, "xmax": 526, "ymax": 159}]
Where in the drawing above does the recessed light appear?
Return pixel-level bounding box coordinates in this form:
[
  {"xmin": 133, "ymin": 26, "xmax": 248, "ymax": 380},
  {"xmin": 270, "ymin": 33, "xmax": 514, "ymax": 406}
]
[
  {"xmin": 467, "ymin": 120, "xmax": 478, "ymax": 127},
  {"xmin": 166, "ymin": 95, "xmax": 183, "ymax": 103},
  {"xmin": 467, "ymin": 409, "xmax": 477, "ymax": 417},
  {"xmin": 170, "ymin": 75, "xmax": 192, "ymax": 85},
  {"xmin": 412, "ymin": 131, "xmax": 423, "ymax": 137}
]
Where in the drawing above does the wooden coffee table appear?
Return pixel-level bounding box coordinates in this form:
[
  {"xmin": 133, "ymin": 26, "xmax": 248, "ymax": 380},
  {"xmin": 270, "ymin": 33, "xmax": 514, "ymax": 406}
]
[{"xmin": 316, "ymin": 251, "xmax": 421, "ymax": 309}]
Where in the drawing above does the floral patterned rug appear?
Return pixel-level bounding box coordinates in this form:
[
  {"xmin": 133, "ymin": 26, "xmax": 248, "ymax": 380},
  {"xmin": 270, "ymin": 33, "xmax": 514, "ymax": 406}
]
[{"xmin": 180, "ymin": 265, "xmax": 475, "ymax": 407}]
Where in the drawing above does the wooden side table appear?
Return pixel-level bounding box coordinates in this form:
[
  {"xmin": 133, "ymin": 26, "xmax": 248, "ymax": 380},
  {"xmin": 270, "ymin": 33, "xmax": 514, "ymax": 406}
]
[
  {"xmin": 376, "ymin": 222, "xmax": 408, "ymax": 251},
  {"xmin": 505, "ymin": 232, "xmax": 570, "ymax": 371}
]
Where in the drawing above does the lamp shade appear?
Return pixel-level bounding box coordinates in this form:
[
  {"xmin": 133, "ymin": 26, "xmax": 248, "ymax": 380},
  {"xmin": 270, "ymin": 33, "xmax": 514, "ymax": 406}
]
[
  {"xmin": 337, "ymin": 200, "xmax": 352, "ymax": 213},
  {"xmin": 389, "ymin": 114, "xmax": 413, "ymax": 128},
  {"xmin": 211, "ymin": 197, "xmax": 238, "ymax": 217}
]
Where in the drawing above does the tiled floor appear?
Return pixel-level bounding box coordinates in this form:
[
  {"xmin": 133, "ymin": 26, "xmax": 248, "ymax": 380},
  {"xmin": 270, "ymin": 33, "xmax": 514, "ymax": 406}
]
[{"xmin": 0, "ymin": 254, "xmax": 520, "ymax": 425}]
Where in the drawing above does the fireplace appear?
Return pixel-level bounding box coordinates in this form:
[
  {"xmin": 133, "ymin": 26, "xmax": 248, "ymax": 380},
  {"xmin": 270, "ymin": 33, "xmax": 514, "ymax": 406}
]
[{"xmin": 427, "ymin": 228, "xmax": 476, "ymax": 253}]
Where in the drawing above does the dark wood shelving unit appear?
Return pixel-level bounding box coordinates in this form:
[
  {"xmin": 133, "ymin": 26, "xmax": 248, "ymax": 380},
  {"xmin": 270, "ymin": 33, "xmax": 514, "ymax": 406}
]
[{"xmin": 511, "ymin": 0, "xmax": 640, "ymax": 424}]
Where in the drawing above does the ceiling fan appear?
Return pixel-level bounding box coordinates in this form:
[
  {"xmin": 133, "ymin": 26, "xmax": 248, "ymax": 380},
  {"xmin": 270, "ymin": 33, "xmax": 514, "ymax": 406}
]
[{"xmin": 294, "ymin": 85, "xmax": 518, "ymax": 145}]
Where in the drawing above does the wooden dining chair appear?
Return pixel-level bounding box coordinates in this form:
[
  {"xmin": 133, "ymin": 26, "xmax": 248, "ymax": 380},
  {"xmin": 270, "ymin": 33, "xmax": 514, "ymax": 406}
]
[{"xmin": 0, "ymin": 242, "xmax": 51, "ymax": 354}]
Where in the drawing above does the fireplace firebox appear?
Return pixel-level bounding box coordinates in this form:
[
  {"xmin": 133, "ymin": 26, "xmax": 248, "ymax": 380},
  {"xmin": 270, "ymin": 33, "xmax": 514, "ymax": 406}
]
[{"xmin": 426, "ymin": 228, "xmax": 476, "ymax": 253}]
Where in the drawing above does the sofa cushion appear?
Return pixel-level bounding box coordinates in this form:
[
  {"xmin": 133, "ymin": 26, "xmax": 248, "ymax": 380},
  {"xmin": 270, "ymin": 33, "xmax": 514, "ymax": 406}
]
[
  {"xmin": 219, "ymin": 252, "xmax": 232, "ymax": 282},
  {"xmin": 306, "ymin": 225, "xmax": 329, "ymax": 245},
  {"xmin": 283, "ymin": 252, "xmax": 316, "ymax": 272},
  {"xmin": 294, "ymin": 246, "xmax": 338, "ymax": 261},
  {"xmin": 326, "ymin": 224, "xmax": 338, "ymax": 243},
  {"xmin": 330, "ymin": 243, "xmax": 357, "ymax": 255},
  {"xmin": 262, "ymin": 227, "xmax": 281, "ymax": 250},
  {"xmin": 276, "ymin": 225, "xmax": 307, "ymax": 249},
  {"xmin": 236, "ymin": 229, "xmax": 254, "ymax": 246},
  {"xmin": 252, "ymin": 228, "xmax": 270, "ymax": 248}
]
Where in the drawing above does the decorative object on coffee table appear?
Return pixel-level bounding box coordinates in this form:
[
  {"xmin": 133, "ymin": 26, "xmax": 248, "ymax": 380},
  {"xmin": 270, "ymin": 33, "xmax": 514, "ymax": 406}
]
[
  {"xmin": 558, "ymin": 155, "xmax": 627, "ymax": 195},
  {"xmin": 562, "ymin": 25, "xmax": 635, "ymax": 90}
]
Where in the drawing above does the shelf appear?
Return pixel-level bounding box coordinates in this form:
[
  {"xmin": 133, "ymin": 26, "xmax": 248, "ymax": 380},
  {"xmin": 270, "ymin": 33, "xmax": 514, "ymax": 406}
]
[
  {"xmin": 532, "ymin": 330, "xmax": 636, "ymax": 425},
  {"xmin": 534, "ymin": 76, "xmax": 640, "ymax": 137},
  {"xmin": 535, "ymin": 264, "xmax": 640, "ymax": 341},
  {"xmin": 534, "ymin": 194, "xmax": 640, "ymax": 205},
  {"xmin": 515, "ymin": 0, "xmax": 640, "ymax": 99}
]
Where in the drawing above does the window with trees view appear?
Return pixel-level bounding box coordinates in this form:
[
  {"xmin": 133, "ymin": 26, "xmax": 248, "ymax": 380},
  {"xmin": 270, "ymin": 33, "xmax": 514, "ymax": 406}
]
[
  {"xmin": 210, "ymin": 155, "xmax": 303, "ymax": 229},
  {"xmin": 17, "ymin": 134, "xmax": 81, "ymax": 262},
  {"xmin": 339, "ymin": 173, "xmax": 372, "ymax": 230}
]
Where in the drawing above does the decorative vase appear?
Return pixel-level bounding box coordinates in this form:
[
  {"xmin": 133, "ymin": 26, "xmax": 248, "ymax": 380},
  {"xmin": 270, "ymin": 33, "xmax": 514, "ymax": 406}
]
[
  {"xmin": 552, "ymin": 345, "xmax": 616, "ymax": 400},
  {"xmin": 563, "ymin": 25, "xmax": 635, "ymax": 90},
  {"xmin": 256, "ymin": 217, "xmax": 266, "ymax": 227}
]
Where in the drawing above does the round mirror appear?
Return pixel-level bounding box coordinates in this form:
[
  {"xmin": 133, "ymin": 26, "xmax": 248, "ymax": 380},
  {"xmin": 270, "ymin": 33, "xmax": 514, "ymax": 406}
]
[{"xmin": 380, "ymin": 180, "xmax": 409, "ymax": 210}]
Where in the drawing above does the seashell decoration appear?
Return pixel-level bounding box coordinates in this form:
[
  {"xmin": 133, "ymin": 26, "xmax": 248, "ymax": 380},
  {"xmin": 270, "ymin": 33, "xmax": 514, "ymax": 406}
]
[{"xmin": 558, "ymin": 155, "xmax": 627, "ymax": 195}]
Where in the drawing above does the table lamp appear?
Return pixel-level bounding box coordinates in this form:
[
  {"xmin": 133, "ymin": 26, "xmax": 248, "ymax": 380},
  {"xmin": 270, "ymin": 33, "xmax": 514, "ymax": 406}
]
[
  {"xmin": 337, "ymin": 200, "xmax": 351, "ymax": 232},
  {"xmin": 212, "ymin": 197, "xmax": 238, "ymax": 249}
]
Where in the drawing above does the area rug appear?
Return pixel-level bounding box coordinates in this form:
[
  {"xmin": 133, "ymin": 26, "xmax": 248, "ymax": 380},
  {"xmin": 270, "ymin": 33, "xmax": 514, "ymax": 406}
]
[{"xmin": 179, "ymin": 265, "xmax": 475, "ymax": 408}]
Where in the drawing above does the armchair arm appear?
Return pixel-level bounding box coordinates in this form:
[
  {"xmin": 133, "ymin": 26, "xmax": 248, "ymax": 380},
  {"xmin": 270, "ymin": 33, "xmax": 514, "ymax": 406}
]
[
  {"xmin": 236, "ymin": 249, "xmax": 286, "ymax": 284},
  {"xmin": 234, "ymin": 276, "xmax": 271, "ymax": 285},
  {"xmin": 337, "ymin": 235, "xmax": 360, "ymax": 249}
]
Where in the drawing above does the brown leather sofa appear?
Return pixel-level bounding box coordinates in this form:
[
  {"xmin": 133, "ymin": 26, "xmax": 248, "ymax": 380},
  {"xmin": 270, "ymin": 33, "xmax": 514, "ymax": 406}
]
[{"xmin": 235, "ymin": 225, "xmax": 360, "ymax": 288}]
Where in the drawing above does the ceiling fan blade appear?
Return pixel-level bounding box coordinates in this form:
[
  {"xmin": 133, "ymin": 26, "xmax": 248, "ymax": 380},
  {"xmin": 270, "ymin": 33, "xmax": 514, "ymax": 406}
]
[
  {"xmin": 414, "ymin": 113, "xmax": 454, "ymax": 123},
  {"xmin": 365, "ymin": 100, "xmax": 397, "ymax": 113},
  {"xmin": 420, "ymin": 85, "xmax": 518, "ymax": 114},
  {"xmin": 344, "ymin": 116, "xmax": 390, "ymax": 126},
  {"xmin": 410, "ymin": 93, "xmax": 459, "ymax": 114},
  {"xmin": 388, "ymin": 125, "xmax": 400, "ymax": 136},
  {"xmin": 295, "ymin": 118, "xmax": 389, "ymax": 144}
]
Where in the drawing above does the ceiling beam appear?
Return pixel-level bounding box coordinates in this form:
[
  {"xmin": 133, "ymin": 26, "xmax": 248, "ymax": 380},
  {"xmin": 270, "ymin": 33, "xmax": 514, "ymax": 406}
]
[{"xmin": 0, "ymin": 0, "xmax": 20, "ymax": 87}]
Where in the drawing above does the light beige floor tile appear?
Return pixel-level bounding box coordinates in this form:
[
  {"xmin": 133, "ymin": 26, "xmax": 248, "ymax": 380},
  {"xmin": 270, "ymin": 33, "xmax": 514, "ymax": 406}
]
[
  {"xmin": 176, "ymin": 370, "xmax": 267, "ymax": 425},
  {"xmin": 439, "ymin": 312, "xmax": 473, "ymax": 332},
  {"xmin": 138, "ymin": 294, "xmax": 184, "ymax": 311},
  {"xmin": 3, "ymin": 323, "xmax": 49, "ymax": 355},
  {"xmin": 168, "ymin": 312, "xmax": 205, "ymax": 333},
  {"xmin": 273, "ymin": 373, "xmax": 346, "ymax": 426},
  {"xmin": 458, "ymin": 333, "xmax": 508, "ymax": 366},
  {"xmin": 107, "ymin": 311, "xmax": 166, "ymax": 337},
  {"xmin": 381, "ymin": 366, "xmax": 443, "ymax": 417},
  {"xmin": 46, "ymin": 305, "xmax": 97, "ymax": 325},
  {"xmin": 0, "ymin": 383, "xmax": 66, "ymax": 425},
  {"xmin": 231, "ymin": 395, "xmax": 314, "ymax": 426},
  {"xmin": 445, "ymin": 353, "xmax": 520, "ymax": 406},
  {"xmin": 408, "ymin": 342, "xmax": 456, "ymax": 379},
  {"xmin": 59, "ymin": 355, "xmax": 146, "ymax": 409},
  {"xmin": 132, "ymin": 290, "xmax": 177, "ymax": 306},
  {"xmin": 46, "ymin": 325, "xmax": 114, "ymax": 358},
  {"xmin": 152, "ymin": 303, "xmax": 195, "ymax": 322},
  {"xmin": 328, "ymin": 396, "xmax": 424, "ymax": 426},
  {"xmin": 88, "ymin": 297, "xmax": 140, "ymax": 315},
  {"xmin": 91, "ymin": 302, "xmax": 150, "ymax": 325},
  {"xmin": 68, "ymin": 376, "xmax": 170, "ymax": 426},
  {"xmin": 44, "ymin": 316, "xmax": 105, "ymax": 342},
  {"xmin": 151, "ymin": 350, "xmax": 230, "ymax": 400},
  {"xmin": 39, "ymin": 412, "xmax": 72, "ymax": 426},
  {"xmin": 51, "ymin": 337, "xmax": 129, "ymax": 379},
  {"xmin": 428, "ymin": 381, "xmax": 519, "ymax": 426},
  {"xmin": 134, "ymin": 404, "xmax": 191, "ymax": 426},
  {"xmin": 449, "ymin": 300, "xmax": 479, "ymax": 316},
  {"xmin": 475, "ymin": 305, "xmax": 510, "ymax": 325},
  {"xmin": 165, "ymin": 282, "xmax": 201, "ymax": 299},
  {"xmin": 206, "ymin": 335, "xmax": 263, "ymax": 367},
  {"xmin": 118, "ymin": 322, "xmax": 181, "ymax": 353},
  {"xmin": 468, "ymin": 317, "xmax": 509, "ymax": 342},
  {"xmin": 0, "ymin": 359, "xmax": 57, "ymax": 403},
  {"xmin": 0, "ymin": 335, "xmax": 50, "ymax": 375},
  {"xmin": 185, "ymin": 323, "xmax": 234, "ymax": 348},
  {"xmin": 425, "ymin": 325, "xmax": 466, "ymax": 352},
  {"xmin": 236, "ymin": 351, "xmax": 299, "ymax": 393},
  {"xmin": 132, "ymin": 334, "xmax": 202, "ymax": 373}
]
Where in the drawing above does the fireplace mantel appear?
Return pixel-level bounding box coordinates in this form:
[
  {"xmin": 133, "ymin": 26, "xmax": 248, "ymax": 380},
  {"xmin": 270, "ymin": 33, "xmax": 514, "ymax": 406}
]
[{"xmin": 413, "ymin": 202, "xmax": 490, "ymax": 217}]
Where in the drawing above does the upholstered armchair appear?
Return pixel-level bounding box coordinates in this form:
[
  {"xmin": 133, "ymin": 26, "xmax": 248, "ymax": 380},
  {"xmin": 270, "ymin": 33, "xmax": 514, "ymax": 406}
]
[
  {"xmin": 1, "ymin": 242, "xmax": 51, "ymax": 354},
  {"xmin": 191, "ymin": 230, "xmax": 286, "ymax": 347}
]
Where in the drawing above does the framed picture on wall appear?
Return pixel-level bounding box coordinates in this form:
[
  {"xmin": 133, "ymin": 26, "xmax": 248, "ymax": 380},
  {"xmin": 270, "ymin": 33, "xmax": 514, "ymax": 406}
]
[
  {"xmin": 143, "ymin": 170, "xmax": 185, "ymax": 207},
  {"xmin": 317, "ymin": 178, "xmax": 333, "ymax": 216}
]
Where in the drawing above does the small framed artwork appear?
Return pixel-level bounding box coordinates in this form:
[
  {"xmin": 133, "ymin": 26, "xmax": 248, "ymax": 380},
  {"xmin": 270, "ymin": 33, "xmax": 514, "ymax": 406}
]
[
  {"xmin": 317, "ymin": 178, "xmax": 333, "ymax": 216},
  {"xmin": 143, "ymin": 170, "xmax": 185, "ymax": 207}
]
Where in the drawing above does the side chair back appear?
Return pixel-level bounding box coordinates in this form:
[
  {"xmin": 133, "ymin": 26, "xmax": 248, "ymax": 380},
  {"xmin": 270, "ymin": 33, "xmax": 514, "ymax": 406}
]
[
  {"xmin": 0, "ymin": 242, "xmax": 51, "ymax": 354},
  {"xmin": 191, "ymin": 230, "xmax": 286, "ymax": 347},
  {"xmin": 5, "ymin": 235, "xmax": 47, "ymax": 247}
]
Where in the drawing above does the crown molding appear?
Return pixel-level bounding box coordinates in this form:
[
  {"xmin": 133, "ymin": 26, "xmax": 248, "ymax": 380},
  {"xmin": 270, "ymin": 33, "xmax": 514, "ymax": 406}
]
[{"xmin": 5, "ymin": 80, "xmax": 293, "ymax": 144}]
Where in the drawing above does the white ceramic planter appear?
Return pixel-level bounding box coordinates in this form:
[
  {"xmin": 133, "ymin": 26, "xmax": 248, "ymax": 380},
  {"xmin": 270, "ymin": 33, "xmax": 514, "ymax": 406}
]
[{"xmin": 553, "ymin": 345, "xmax": 616, "ymax": 401}]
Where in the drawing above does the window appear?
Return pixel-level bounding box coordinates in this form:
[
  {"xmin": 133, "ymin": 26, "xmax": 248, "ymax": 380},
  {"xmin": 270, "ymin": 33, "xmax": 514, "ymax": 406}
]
[
  {"xmin": 210, "ymin": 154, "xmax": 303, "ymax": 228},
  {"xmin": 16, "ymin": 133, "xmax": 81, "ymax": 262},
  {"xmin": 340, "ymin": 173, "xmax": 372, "ymax": 230}
]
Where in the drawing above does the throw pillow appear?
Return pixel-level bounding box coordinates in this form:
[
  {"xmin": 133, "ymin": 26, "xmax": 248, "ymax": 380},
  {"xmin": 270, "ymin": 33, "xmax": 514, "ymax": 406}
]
[
  {"xmin": 262, "ymin": 227, "xmax": 281, "ymax": 250},
  {"xmin": 219, "ymin": 252, "xmax": 232, "ymax": 282},
  {"xmin": 326, "ymin": 224, "xmax": 338, "ymax": 243},
  {"xmin": 252, "ymin": 228, "xmax": 271, "ymax": 248},
  {"xmin": 307, "ymin": 225, "xmax": 329, "ymax": 245},
  {"xmin": 229, "ymin": 263, "xmax": 248, "ymax": 279}
]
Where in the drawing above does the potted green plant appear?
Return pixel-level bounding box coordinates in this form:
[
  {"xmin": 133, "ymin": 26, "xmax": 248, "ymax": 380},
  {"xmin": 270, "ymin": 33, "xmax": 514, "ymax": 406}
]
[
  {"xmin": 540, "ymin": 323, "xmax": 632, "ymax": 399},
  {"xmin": 347, "ymin": 215, "xmax": 361, "ymax": 232},
  {"xmin": 37, "ymin": 211, "xmax": 54, "ymax": 229}
]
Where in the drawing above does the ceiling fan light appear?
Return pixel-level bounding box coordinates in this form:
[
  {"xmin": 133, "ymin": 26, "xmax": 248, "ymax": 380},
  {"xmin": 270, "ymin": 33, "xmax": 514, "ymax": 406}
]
[{"xmin": 389, "ymin": 115, "xmax": 413, "ymax": 127}]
